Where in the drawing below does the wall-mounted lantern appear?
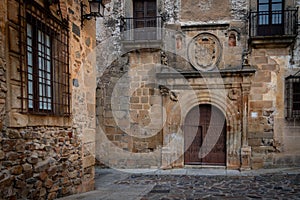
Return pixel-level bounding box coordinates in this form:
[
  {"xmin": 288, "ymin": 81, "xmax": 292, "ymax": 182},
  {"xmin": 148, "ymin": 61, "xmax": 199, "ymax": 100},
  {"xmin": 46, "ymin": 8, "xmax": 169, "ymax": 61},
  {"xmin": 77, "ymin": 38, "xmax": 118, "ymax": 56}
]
[{"xmin": 81, "ymin": 0, "xmax": 105, "ymax": 27}]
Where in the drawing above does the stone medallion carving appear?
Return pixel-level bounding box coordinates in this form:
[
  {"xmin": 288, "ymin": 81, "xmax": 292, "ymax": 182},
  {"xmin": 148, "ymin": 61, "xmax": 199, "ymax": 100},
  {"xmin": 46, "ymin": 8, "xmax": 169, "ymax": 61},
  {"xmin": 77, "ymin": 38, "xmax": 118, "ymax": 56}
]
[{"xmin": 188, "ymin": 33, "xmax": 222, "ymax": 71}]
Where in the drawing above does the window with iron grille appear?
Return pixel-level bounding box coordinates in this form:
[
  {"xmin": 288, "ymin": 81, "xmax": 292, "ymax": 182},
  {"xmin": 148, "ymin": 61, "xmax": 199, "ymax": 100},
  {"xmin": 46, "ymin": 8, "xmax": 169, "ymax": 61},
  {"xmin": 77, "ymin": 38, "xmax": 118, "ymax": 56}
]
[
  {"xmin": 19, "ymin": 0, "xmax": 70, "ymax": 116},
  {"xmin": 286, "ymin": 73, "xmax": 300, "ymax": 119}
]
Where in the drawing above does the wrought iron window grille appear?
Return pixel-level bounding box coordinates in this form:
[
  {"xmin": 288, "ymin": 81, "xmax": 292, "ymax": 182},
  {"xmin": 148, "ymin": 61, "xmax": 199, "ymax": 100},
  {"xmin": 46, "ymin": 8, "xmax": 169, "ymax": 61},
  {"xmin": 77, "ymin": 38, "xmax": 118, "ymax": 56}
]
[
  {"xmin": 286, "ymin": 70, "xmax": 300, "ymax": 119},
  {"xmin": 19, "ymin": 0, "xmax": 71, "ymax": 116}
]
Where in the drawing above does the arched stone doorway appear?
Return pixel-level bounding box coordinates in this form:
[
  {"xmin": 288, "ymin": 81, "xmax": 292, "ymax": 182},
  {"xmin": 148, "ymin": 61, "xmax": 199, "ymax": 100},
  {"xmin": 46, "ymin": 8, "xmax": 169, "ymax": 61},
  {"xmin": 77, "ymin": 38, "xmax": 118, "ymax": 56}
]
[{"xmin": 184, "ymin": 104, "xmax": 226, "ymax": 166}]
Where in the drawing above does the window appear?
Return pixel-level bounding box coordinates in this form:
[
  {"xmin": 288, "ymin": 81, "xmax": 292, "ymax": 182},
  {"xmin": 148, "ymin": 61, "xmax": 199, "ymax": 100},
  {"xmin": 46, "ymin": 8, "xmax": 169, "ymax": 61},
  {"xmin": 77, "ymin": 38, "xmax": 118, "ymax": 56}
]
[
  {"xmin": 19, "ymin": 0, "xmax": 70, "ymax": 116},
  {"xmin": 122, "ymin": 0, "xmax": 160, "ymax": 41},
  {"xmin": 257, "ymin": 0, "xmax": 284, "ymax": 36},
  {"xmin": 133, "ymin": 0, "xmax": 158, "ymax": 40},
  {"xmin": 27, "ymin": 19, "xmax": 52, "ymax": 111},
  {"xmin": 286, "ymin": 74, "xmax": 300, "ymax": 119}
]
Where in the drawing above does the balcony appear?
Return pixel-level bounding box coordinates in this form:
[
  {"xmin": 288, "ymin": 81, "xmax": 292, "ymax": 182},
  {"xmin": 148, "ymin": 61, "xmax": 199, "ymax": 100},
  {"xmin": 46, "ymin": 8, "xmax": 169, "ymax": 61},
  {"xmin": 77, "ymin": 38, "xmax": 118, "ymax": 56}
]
[
  {"xmin": 249, "ymin": 9, "xmax": 298, "ymax": 48},
  {"xmin": 120, "ymin": 16, "xmax": 162, "ymax": 50}
]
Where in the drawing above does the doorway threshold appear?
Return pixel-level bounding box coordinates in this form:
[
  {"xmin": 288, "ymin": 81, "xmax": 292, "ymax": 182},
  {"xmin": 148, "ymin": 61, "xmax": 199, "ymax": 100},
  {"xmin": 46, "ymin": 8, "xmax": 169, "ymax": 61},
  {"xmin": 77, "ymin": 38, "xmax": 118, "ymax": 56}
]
[{"xmin": 184, "ymin": 165, "xmax": 226, "ymax": 169}]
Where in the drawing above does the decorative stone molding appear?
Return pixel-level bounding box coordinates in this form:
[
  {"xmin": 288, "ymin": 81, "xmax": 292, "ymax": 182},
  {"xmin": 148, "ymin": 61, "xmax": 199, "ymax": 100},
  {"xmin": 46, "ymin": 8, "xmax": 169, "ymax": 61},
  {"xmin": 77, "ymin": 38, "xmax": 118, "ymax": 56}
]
[
  {"xmin": 228, "ymin": 88, "xmax": 240, "ymax": 101},
  {"xmin": 188, "ymin": 33, "xmax": 222, "ymax": 71},
  {"xmin": 159, "ymin": 85, "xmax": 178, "ymax": 102},
  {"xmin": 161, "ymin": 51, "xmax": 168, "ymax": 66}
]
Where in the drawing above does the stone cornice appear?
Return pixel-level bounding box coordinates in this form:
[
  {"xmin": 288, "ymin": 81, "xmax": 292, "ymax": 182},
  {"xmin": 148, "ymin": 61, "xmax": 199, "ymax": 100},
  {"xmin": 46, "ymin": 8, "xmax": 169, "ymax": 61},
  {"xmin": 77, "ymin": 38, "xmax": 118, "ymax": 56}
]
[{"xmin": 156, "ymin": 67, "xmax": 256, "ymax": 79}]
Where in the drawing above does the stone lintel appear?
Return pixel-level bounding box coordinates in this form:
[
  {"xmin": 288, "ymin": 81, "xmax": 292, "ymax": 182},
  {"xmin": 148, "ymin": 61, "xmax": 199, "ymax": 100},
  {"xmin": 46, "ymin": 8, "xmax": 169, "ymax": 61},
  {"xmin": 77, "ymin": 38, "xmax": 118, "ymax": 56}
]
[
  {"xmin": 156, "ymin": 68, "xmax": 256, "ymax": 79},
  {"xmin": 181, "ymin": 23, "xmax": 230, "ymax": 31}
]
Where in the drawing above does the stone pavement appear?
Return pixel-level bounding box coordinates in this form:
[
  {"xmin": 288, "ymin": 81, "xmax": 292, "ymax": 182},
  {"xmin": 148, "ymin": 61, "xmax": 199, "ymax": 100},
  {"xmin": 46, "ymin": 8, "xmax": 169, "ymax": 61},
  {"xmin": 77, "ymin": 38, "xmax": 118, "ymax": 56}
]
[{"xmin": 57, "ymin": 167, "xmax": 300, "ymax": 200}]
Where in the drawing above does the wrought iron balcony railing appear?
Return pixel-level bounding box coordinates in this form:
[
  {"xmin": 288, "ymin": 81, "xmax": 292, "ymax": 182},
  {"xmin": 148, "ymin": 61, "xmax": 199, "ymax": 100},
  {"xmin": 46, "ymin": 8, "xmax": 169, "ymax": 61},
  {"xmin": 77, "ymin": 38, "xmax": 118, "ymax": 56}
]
[
  {"xmin": 120, "ymin": 16, "xmax": 162, "ymax": 41},
  {"xmin": 249, "ymin": 9, "xmax": 298, "ymax": 37}
]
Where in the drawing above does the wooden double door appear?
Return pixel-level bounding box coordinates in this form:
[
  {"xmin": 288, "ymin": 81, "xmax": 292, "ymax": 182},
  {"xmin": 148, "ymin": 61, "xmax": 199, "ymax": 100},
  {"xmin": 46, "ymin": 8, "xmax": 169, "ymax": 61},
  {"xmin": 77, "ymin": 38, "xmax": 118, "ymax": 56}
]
[{"xmin": 184, "ymin": 104, "xmax": 226, "ymax": 166}]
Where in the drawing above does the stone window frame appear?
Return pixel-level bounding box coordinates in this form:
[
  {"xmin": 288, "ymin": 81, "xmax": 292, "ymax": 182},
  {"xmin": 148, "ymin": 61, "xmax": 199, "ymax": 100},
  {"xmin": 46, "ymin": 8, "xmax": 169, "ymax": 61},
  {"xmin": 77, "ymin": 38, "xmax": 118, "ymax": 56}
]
[
  {"xmin": 285, "ymin": 72, "xmax": 300, "ymax": 119},
  {"xmin": 19, "ymin": 0, "xmax": 71, "ymax": 116}
]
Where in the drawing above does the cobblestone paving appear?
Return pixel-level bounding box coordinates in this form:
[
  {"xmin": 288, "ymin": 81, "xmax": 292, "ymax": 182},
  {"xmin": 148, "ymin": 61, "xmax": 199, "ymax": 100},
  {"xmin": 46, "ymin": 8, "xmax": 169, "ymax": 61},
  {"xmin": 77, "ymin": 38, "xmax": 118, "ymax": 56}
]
[{"xmin": 117, "ymin": 173, "xmax": 300, "ymax": 199}]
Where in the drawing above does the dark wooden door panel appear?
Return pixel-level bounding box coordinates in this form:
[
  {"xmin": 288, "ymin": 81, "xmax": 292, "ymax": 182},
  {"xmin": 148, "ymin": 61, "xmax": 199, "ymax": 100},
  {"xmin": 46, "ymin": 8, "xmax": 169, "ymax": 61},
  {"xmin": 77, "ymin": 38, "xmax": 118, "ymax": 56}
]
[
  {"xmin": 184, "ymin": 104, "xmax": 226, "ymax": 166},
  {"xmin": 184, "ymin": 125, "xmax": 202, "ymax": 164}
]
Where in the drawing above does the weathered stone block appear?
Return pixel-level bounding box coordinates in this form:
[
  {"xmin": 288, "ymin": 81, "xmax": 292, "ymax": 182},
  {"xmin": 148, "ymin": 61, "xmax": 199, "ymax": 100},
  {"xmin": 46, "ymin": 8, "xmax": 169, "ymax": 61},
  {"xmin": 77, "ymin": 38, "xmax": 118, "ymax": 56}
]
[
  {"xmin": 253, "ymin": 56, "xmax": 268, "ymax": 65},
  {"xmin": 181, "ymin": 0, "xmax": 231, "ymax": 22},
  {"xmin": 34, "ymin": 158, "xmax": 55, "ymax": 172},
  {"xmin": 253, "ymin": 71, "xmax": 271, "ymax": 83},
  {"xmin": 9, "ymin": 113, "xmax": 28, "ymax": 127},
  {"xmin": 251, "ymin": 157, "xmax": 264, "ymax": 169},
  {"xmin": 44, "ymin": 178, "xmax": 54, "ymax": 189},
  {"xmin": 141, "ymin": 96, "xmax": 149, "ymax": 103},
  {"xmin": 130, "ymin": 104, "xmax": 143, "ymax": 109},
  {"xmin": 8, "ymin": 26, "xmax": 19, "ymax": 53},
  {"xmin": 140, "ymin": 53, "xmax": 153, "ymax": 64},
  {"xmin": 0, "ymin": 150, "xmax": 4, "ymax": 160},
  {"xmin": 39, "ymin": 187, "xmax": 47, "ymax": 197},
  {"xmin": 252, "ymin": 50, "xmax": 266, "ymax": 56},
  {"xmin": 262, "ymin": 64, "xmax": 278, "ymax": 71},
  {"xmin": 150, "ymin": 96, "xmax": 161, "ymax": 105},
  {"xmin": 22, "ymin": 163, "xmax": 32, "ymax": 172},
  {"xmin": 130, "ymin": 96, "xmax": 139, "ymax": 103},
  {"xmin": 15, "ymin": 179, "xmax": 26, "ymax": 189},
  {"xmin": 67, "ymin": 170, "xmax": 78, "ymax": 179},
  {"xmin": 6, "ymin": 152, "xmax": 19, "ymax": 160},
  {"xmin": 83, "ymin": 155, "xmax": 95, "ymax": 168},
  {"xmin": 47, "ymin": 166, "xmax": 58, "ymax": 177},
  {"xmin": 0, "ymin": 175, "xmax": 13, "ymax": 187},
  {"xmin": 47, "ymin": 192, "xmax": 57, "ymax": 200},
  {"xmin": 72, "ymin": 23, "xmax": 80, "ymax": 37},
  {"xmin": 274, "ymin": 155, "xmax": 294, "ymax": 166},
  {"xmin": 82, "ymin": 129, "xmax": 95, "ymax": 144},
  {"xmin": 7, "ymin": 1, "xmax": 18, "ymax": 23},
  {"xmin": 68, "ymin": 154, "xmax": 79, "ymax": 162},
  {"xmin": 250, "ymin": 101, "xmax": 273, "ymax": 109},
  {"xmin": 6, "ymin": 129, "xmax": 21, "ymax": 139},
  {"xmin": 39, "ymin": 171, "xmax": 48, "ymax": 181},
  {"xmin": 11, "ymin": 165, "xmax": 23, "ymax": 175},
  {"xmin": 9, "ymin": 55, "xmax": 20, "ymax": 81},
  {"xmin": 104, "ymin": 118, "xmax": 116, "ymax": 126},
  {"xmin": 49, "ymin": 183, "xmax": 60, "ymax": 192}
]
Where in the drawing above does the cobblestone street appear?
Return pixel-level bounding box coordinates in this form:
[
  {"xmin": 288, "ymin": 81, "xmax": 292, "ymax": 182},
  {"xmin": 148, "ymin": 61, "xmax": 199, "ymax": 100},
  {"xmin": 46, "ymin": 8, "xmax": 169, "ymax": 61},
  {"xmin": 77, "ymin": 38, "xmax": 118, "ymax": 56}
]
[
  {"xmin": 118, "ymin": 172, "xmax": 300, "ymax": 199},
  {"xmin": 58, "ymin": 167, "xmax": 300, "ymax": 200}
]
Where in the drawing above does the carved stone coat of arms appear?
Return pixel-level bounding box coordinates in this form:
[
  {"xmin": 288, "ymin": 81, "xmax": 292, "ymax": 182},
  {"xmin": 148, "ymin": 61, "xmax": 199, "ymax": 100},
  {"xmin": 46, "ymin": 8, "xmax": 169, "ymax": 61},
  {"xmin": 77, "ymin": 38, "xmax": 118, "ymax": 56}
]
[{"xmin": 188, "ymin": 33, "xmax": 222, "ymax": 71}]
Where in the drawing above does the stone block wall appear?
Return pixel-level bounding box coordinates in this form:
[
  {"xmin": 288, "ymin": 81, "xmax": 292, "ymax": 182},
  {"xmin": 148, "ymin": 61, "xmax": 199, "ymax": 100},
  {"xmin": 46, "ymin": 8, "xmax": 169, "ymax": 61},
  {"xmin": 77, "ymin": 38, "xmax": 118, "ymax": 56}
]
[
  {"xmin": 96, "ymin": 51, "xmax": 163, "ymax": 169},
  {"xmin": 0, "ymin": 0, "xmax": 97, "ymax": 198},
  {"xmin": 249, "ymin": 48, "xmax": 300, "ymax": 169},
  {"xmin": 0, "ymin": 127, "xmax": 83, "ymax": 199}
]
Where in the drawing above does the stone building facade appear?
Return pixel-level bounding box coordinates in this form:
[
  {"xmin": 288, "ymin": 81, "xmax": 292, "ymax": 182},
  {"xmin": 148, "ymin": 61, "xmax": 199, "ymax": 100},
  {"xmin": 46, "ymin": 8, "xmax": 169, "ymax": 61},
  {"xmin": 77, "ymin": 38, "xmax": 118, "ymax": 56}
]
[
  {"xmin": 0, "ymin": 0, "xmax": 97, "ymax": 199},
  {"xmin": 95, "ymin": 0, "xmax": 300, "ymax": 170}
]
